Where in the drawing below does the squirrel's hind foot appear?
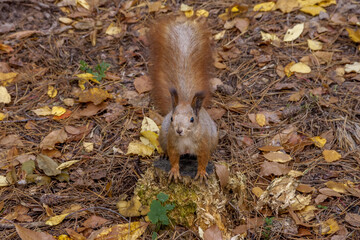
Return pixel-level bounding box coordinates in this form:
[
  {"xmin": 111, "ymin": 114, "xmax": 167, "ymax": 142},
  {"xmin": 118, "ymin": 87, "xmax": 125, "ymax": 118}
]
[
  {"xmin": 168, "ymin": 167, "xmax": 181, "ymax": 183},
  {"xmin": 195, "ymin": 170, "xmax": 208, "ymax": 184}
]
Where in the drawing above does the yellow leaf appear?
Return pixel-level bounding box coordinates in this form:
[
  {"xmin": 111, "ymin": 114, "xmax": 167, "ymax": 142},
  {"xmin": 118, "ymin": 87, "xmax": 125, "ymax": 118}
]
[
  {"xmin": 117, "ymin": 196, "xmax": 144, "ymax": 217},
  {"xmin": 47, "ymin": 86, "xmax": 58, "ymax": 98},
  {"xmin": 141, "ymin": 131, "xmax": 163, "ymax": 153},
  {"xmin": 311, "ymin": 136, "xmax": 326, "ymax": 148},
  {"xmin": 290, "ymin": 62, "xmax": 311, "ymax": 73},
  {"xmin": 325, "ymin": 181, "xmax": 347, "ymax": 193},
  {"xmin": 51, "ymin": 106, "xmax": 67, "ymax": 116},
  {"xmin": 77, "ymin": 0, "xmax": 90, "ymax": 10},
  {"xmin": 319, "ymin": 218, "xmax": 339, "ymax": 235},
  {"xmin": 323, "ymin": 150, "xmax": 341, "ymax": 162},
  {"xmin": 196, "ymin": 9, "xmax": 209, "ymax": 17},
  {"xmin": 0, "ymin": 86, "xmax": 11, "ymax": 104},
  {"xmin": 214, "ymin": 30, "xmax": 226, "ymax": 40},
  {"xmin": 298, "ymin": 205, "xmax": 317, "ymax": 222},
  {"xmin": 180, "ymin": 3, "xmax": 194, "ymax": 17},
  {"xmin": 297, "ymin": 0, "xmax": 323, "ymax": 7},
  {"xmin": 106, "ymin": 23, "xmax": 122, "ymax": 35},
  {"xmin": 95, "ymin": 222, "xmax": 148, "ymax": 240},
  {"xmin": 141, "ymin": 117, "xmax": 160, "ymax": 133},
  {"xmin": 284, "ymin": 23, "xmax": 304, "ymax": 42},
  {"xmin": 83, "ymin": 142, "xmax": 93, "ymax": 152},
  {"xmin": 46, "ymin": 213, "xmax": 69, "ymax": 226},
  {"xmin": 76, "ymin": 72, "xmax": 99, "ymax": 83},
  {"xmin": 76, "ymin": 87, "xmax": 112, "ymax": 105},
  {"xmin": 291, "ymin": 194, "xmax": 311, "ymax": 211},
  {"xmin": 58, "ymin": 17, "xmax": 73, "ymax": 24},
  {"xmin": 263, "ymin": 151, "xmax": 292, "ymax": 163},
  {"xmin": 307, "ymin": 39, "xmax": 323, "ymax": 50},
  {"xmin": 346, "ymin": 28, "xmax": 360, "ymax": 43},
  {"xmin": 256, "ymin": 113, "xmax": 266, "ymax": 126},
  {"xmin": 126, "ymin": 141, "xmax": 154, "ymax": 157},
  {"xmin": 78, "ymin": 79, "xmax": 86, "ymax": 90},
  {"xmin": 288, "ymin": 170, "xmax": 304, "ymax": 177},
  {"xmin": 0, "ymin": 72, "xmax": 18, "ymax": 86},
  {"xmin": 252, "ymin": 187, "xmax": 264, "ymax": 198},
  {"xmin": 253, "ymin": 2, "xmax": 275, "ymax": 11},
  {"xmin": 275, "ymin": 0, "xmax": 300, "ymax": 13},
  {"xmin": 300, "ymin": 5, "xmax": 326, "ymax": 16},
  {"xmin": 0, "ymin": 112, "xmax": 7, "ymax": 121},
  {"xmin": 260, "ymin": 31, "xmax": 280, "ymax": 42},
  {"xmin": 318, "ymin": 0, "xmax": 336, "ymax": 7},
  {"xmin": 284, "ymin": 61, "xmax": 295, "ymax": 77},
  {"xmin": 32, "ymin": 106, "xmax": 52, "ymax": 116},
  {"xmin": 56, "ymin": 160, "xmax": 80, "ymax": 170}
]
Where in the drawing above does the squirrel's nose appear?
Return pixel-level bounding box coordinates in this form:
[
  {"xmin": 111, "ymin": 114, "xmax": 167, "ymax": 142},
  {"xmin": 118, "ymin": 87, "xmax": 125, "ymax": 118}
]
[{"xmin": 176, "ymin": 129, "xmax": 183, "ymax": 135}]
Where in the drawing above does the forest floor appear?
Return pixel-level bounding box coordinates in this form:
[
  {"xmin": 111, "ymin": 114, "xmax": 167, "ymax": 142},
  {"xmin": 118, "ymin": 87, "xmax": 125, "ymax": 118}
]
[{"xmin": 0, "ymin": 0, "xmax": 360, "ymax": 239}]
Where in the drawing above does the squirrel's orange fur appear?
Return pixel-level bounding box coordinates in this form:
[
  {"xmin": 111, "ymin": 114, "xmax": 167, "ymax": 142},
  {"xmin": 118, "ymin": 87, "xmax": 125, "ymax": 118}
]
[{"xmin": 148, "ymin": 16, "xmax": 218, "ymax": 183}]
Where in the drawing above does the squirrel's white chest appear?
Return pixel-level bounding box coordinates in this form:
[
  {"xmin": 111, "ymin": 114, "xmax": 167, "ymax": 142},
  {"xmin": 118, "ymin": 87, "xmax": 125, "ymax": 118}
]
[{"xmin": 176, "ymin": 136, "xmax": 197, "ymax": 155}]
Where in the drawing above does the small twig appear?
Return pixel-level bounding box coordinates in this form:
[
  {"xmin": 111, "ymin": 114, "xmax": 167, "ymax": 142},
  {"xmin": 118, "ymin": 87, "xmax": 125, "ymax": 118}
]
[{"xmin": 0, "ymin": 117, "xmax": 48, "ymax": 123}]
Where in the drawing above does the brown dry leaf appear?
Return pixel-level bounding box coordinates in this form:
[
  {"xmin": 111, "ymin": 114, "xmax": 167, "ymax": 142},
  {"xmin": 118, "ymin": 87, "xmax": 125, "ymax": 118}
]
[
  {"xmin": 0, "ymin": 43, "xmax": 14, "ymax": 53},
  {"xmin": 215, "ymin": 163, "xmax": 229, "ymax": 188},
  {"xmin": 263, "ymin": 151, "xmax": 292, "ymax": 163},
  {"xmin": 203, "ymin": 224, "xmax": 223, "ymax": 240},
  {"xmin": 319, "ymin": 188, "xmax": 342, "ymax": 197},
  {"xmin": 0, "ymin": 134, "xmax": 24, "ymax": 147},
  {"xmin": 313, "ymin": 51, "xmax": 333, "ymax": 64},
  {"xmin": 15, "ymin": 224, "xmax": 56, "ymax": 240},
  {"xmin": 65, "ymin": 228, "xmax": 86, "ymax": 240},
  {"xmin": 325, "ymin": 181, "xmax": 347, "ymax": 193},
  {"xmin": 297, "ymin": 205, "xmax": 317, "ymax": 222},
  {"xmin": 345, "ymin": 213, "xmax": 360, "ymax": 227},
  {"xmin": 134, "ymin": 75, "xmax": 152, "ymax": 94},
  {"xmin": 296, "ymin": 184, "xmax": 315, "ymax": 193},
  {"xmin": 76, "ymin": 88, "xmax": 112, "ymax": 105},
  {"xmin": 207, "ymin": 108, "xmax": 226, "ymax": 120},
  {"xmin": 148, "ymin": 1, "xmax": 162, "ymax": 12},
  {"xmin": 104, "ymin": 103, "xmax": 125, "ymax": 123},
  {"xmin": 7, "ymin": 30, "xmax": 40, "ymax": 40},
  {"xmin": 260, "ymin": 161, "xmax": 290, "ymax": 176},
  {"xmin": 275, "ymin": 0, "xmax": 299, "ymax": 13},
  {"xmin": 258, "ymin": 145, "xmax": 284, "ymax": 152},
  {"xmin": 323, "ymin": 150, "xmax": 341, "ymax": 162},
  {"xmin": 315, "ymin": 194, "xmax": 328, "ymax": 204},
  {"xmin": 236, "ymin": 136, "xmax": 254, "ymax": 147},
  {"xmin": 330, "ymin": 13, "xmax": 346, "ymax": 25},
  {"xmin": 73, "ymin": 102, "xmax": 107, "ymax": 119},
  {"xmin": 40, "ymin": 129, "xmax": 68, "ymax": 150},
  {"xmin": 234, "ymin": 18, "xmax": 249, "ymax": 33},
  {"xmin": 36, "ymin": 154, "xmax": 61, "ymax": 176},
  {"xmin": 227, "ymin": 101, "xmax": 246, "ymax": 111},
  {"xmin": 83, "ymin": 215, "xmax": 109, "ymax": 228}
]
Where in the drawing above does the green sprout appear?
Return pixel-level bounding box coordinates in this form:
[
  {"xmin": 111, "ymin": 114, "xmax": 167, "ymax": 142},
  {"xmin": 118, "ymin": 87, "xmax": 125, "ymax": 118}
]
[{"xmin": 79, "ymin": 60, "xmax": 110, "ymax": 82}]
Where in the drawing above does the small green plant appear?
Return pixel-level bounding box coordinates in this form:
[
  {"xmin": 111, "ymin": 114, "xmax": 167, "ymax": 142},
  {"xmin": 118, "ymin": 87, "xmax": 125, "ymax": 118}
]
[
  {"xmin": 262, "ymin": 217, "xmax": 274, "ymax": 239},
  {"xmin": 147, "ymin": 192, "xmax": 175, "ymax": 240},
  {"xmin": 317, "ymin": 204, "xmax": 328, "ymax": 209},
  {"xmin": 79, "ymin": 60, "xmax": 110, "ymax": 82}
]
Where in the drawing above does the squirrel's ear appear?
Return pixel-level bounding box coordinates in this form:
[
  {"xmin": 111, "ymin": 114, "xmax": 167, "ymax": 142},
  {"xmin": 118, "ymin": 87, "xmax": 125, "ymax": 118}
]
[
  {"xmin": 169, "ymin": 88, "xmax": 179, "ymax": 110},
  {"xmin": 191, "ymin": 91, "xmax": 205, "ymax": 116}
]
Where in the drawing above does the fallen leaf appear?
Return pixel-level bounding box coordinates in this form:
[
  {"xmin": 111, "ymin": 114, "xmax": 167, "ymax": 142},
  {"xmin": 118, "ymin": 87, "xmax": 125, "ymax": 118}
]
[
  {"xmin": 291, "ymin": 194, "xmax": 311, "ymax": 211},
  {"xmin": 36, "ymin": 154, "xmax": 61, "ymax": 176},
  {"xmin": 297, "ymin": 205, "xmax": 317, "ymax": 222},
  {"xmin": 344, "ymin": 62, "xmax": 360, "ymax": 73},
  {"xmin": 234, "ymin": 18, "xmax": 249, "ymax": 33},
  {"xmin": 260, "ymin": 31, "xmax": 280, "ymax": 42},
  {"xmin": 0, "ymin": 86, "xmax": 11, "ymax": 103},
  {"xmin": 263, "ymin": 151, "xmax": 292, "ymax": 163},
  {"xmin": 311, "ymin": 136, "xmax": 326, "ymax": 148},
  {"xmin": 51, "ymin": 106, "xmax": 67, "ymax": 116},
  {"xmin": 252, "ymin": 187, "xmax": 264, "ymax": 198},
  {"xmin": 126, "ymin": 141, "xmax": 153, "ymax": 157},
  {"xmin": 275, "ymin": 0, "xmax": 299, "ymax": 13},
  {"xmin": 346, "ymin": 28, "xmax": 360, "ymax": 43},
  {"xmin": 57, "ymin": 160, "xmax": 80, "ymax": 170},
  {"xmin": 323, "ymin": 150, "xmax": 341, "ymax": 162},
  {"xmin": 58, "ymin": 17, "xmax": 73, "ymax": 24},
  {"xmin": 15, "ymin": 224, "xmax": 56, "ymax": 240},
  {"xmin": 77, "ymin": 0, "xmax": 90, "ymax": 9},
  {"xmin": 63, "ymin": 98, "xmax": 75, "ymax": 106},
  {"xmin": 7, "ymin": 30, "xmax": 40, "ymax": 40},
  {"xmin": 83, "ymin": 215, "xmax": 109, "ymax": 228},
  {"xmin": 253, "ymin": 2, "xmax": 275, "ymax": 11},
  {"xmin": 258, "ymin": 145, "xmax": 284, "ymax": 152},
  {"xmin": 0, "ymin": 175, "xmax": 9, "ymax": 186},
  {"xmin": 284, "ymin": 23, "xmax": 304, "ymax": 42},
  {"xmin": 260, "ymin": 161, "xmax": 290, "ymax": 176},
  {"xmin": 307, "ymin": 39, "xmax": 323, "ymax": 50},
  {"xmin": 196, "ymin": 9, "xmax": 209, "ymax": 18},
  {"xmin": 300, "ymin": 6, "xmax": 326, "ymax": 16},
  {"xmin": 255, "ymin": 113, "xmax": 266, "ymax": 127},
  {"xmin": 134, "ymin": 75, "xmax": 152, "ymax": 94},
  {"xmin": 296, "ymin": 184, "xmax": 315, "ymax": 193},
  {"xmin": 207, "ymin": 108, "xmax": 226, "ymax": 120},
  {"xmin": 141, "ymin": 117, "xmax": 160, "ymax": 133},
  {"xmin": 180, "ymin": 3, "xmax": 194, "ymax": 18},
  {"xmin": 32, "ymin": 106, "xmax": 52, "ymax": 116},
  {"xmin": 290, "ymin": 62, "xmax": 311, "ymax": 73},
  {"xmin": 40, "ymin": 129, "xmax": 68, "ymax": 150},
  {"xmin": 106, "ymin": 22, "xmax": 122, "ymax": 35},
  {"xmin": 46, "ymin": 213, "xmax": 69, "ymax": 226},
  {"xmin": 319, "ymin": 188, "xmax": 342, "ymax": 197},
  {"xmin": 203, "ymin": 224, "xmax": 223, "ymax": 240},
  {"xmin": 83, "ymin": 142, "xmax": 93, "ymax": 152},
  {"xmin": 319, "ymin": 218, "xmax": 339, "ymax": 235},
  {"xmin": 325, "ymin": 181, "xmax": 347, "ymax": 193},
  {"xmin": 215, "ymin": 163, "xmax": 229, "ymax": 188},
  {"xmin": 284, "ymin": 61, "xmax": 295, "ymax": 77},
  {"xmin": 214, "ymin": 30, "xmax": 226, "ymax": 41},
  {"xmin": 47, "ymin": 86, "xmax": 57, "ymax": 98},
  {"xmin": 0, "ymin": 72, "xmax": 18, "ymax": 85},
  {"xmin": 345, "ymin": 213, "xmax": 360, "ymax": 227},
  {"xmin": 72, "ymin": 102, "xmax": 107, "ymax": 119},
  {"xmin": 116, "ymin": 196, "xmax": 146, "ymax": 217},
  {"xmin": 0, "ymin": 134, "xmax": 24, "ymax": 147},
  {"xmin": 0, "ymin": 112, "xmax": 6, "ymax": 120},
  {"xmin": 315, "ymin": 194, "xmax": 328, "ymax": 204},
  {"xmin": 0, "ymin": 43, "xmax": 14, "ymax": 53},
  {"xmin": 94, "ymin": 222, "xmax": 148, "ymax": 240},
  {"xmin": 76, "ymin": 88, "xmax": 112, "ymax": 105}
]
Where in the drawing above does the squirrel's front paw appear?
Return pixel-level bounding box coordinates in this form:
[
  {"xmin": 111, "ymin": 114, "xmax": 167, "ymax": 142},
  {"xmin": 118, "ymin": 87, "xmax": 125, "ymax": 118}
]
[
  {"xmin": 168, "ymin": 167, "xmax": 181, "ymax": 183},
  {"xmin": 195, "ymin": 170, "xmax": 208, "ymax": 184}
]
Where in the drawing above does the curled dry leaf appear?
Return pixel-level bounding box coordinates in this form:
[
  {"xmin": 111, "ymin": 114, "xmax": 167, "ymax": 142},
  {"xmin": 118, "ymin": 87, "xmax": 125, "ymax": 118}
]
[
  {"xmin": 76, "ymin": 88, "xmax": 112, "ymax": 105},
  {"xmin": 134, "ymin": 75, "xmax": 152, "ymax": 94},
  {"xmin": 40, "ymin": 129, "xmax": 68, "ymax": 150},
  {"xmin": 72, "ymin": 102, "xmax": 107, "ymax": 119}
]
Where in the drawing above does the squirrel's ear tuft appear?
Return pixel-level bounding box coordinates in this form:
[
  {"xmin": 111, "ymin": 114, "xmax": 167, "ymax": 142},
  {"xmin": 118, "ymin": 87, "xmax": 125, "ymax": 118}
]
[
  {"xmin": 191, "ymin": 91, "xmax": 205, "ymax": 116},
  {"xmin": 169, "ymin": 88, "xmax": 179, "ymax": 110}
]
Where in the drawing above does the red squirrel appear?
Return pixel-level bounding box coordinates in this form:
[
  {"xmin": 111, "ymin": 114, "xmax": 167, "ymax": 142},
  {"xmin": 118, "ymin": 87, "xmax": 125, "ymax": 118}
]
[{"xmin": 148, "ymin": 16, "xmax": 218, "ymax": 182}]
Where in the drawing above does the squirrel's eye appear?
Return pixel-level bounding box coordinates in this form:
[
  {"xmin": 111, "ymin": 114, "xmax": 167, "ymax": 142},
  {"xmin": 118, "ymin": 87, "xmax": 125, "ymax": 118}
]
[
  {"xmin": 190, "ymin": 117, "xmax": 194, "ymax": 123},
  {"xmin": 171, "ymin": 117, "xmax": 173, "ymax": 122}
]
